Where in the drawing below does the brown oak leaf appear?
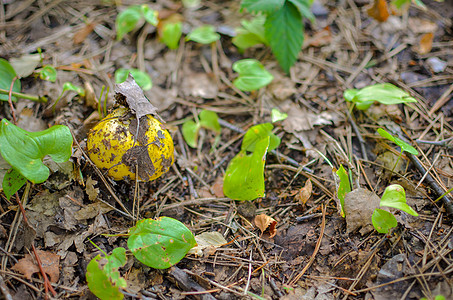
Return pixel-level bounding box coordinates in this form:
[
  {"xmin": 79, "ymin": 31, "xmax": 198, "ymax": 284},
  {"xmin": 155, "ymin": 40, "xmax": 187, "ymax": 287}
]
[{"xmin": 12, "ymin": 250, "xmax": 60, "ymax": 283}]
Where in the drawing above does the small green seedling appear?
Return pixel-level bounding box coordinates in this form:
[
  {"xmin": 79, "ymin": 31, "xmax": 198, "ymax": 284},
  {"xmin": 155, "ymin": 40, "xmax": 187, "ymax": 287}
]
[
  {"xmin": 186, "ymin": 25, "xmax": 220, "ymax": 44},
  {"xmin": 232, "ymin": 59, "xmax": 274, "ymax": 92},
  {"xmin": 182, "ymin": 110, "xmax": 221, "ymax": 148},
  {"xmin": 420, "ymin": 295, "xmax": 446, "ymax": 300},
  {"xmin": 116, "ymin": 4, "xmax": 158, "ymax": 40},
  {"xmin": 0, "ymin": 58, "xmax": 21, "ymax": 101},
  {"xmin": 86, "ymin": 247, "xmax": 127, "ymax": 300},
  {"xmin": 127, "ymin": 217, "xmax": 197, "ymax": 269},
  {"xmin": 223, "ymin": 123, "xmax": 281, "ymax": 201},
  {"xmin": 115, "ymin": 68, "xmax": 152, "ymax": 91},
  {"xmin": 336, "ymin": 165, "xmax": 351, "ymax": 217},
  {"xmin": 344, "ymin": 83, "xmax": 417, "ymax": 110},
  {"xmin": 160, "ymin": 21, "xmax": 182, "ymax": 50},
  {"xmin": 377, "ymin": 128, "xmax": 418, "ymax": 173},
  {"xmin": 36, "ymin": 65, "xmax": 57, "ymax": 82},
  {"xmin": 240, "ymin": 0, "xmax": 314, "ymax": 73},
  {"xmin": 391, "ymin": 0, "xmax": 426, "ymax": 10},
  {"xmin": 0, "ymin": 119, "xmax": 73, "ymax": 197},
  {"xmin": 232, "ymin": 15, "xmax": 268, "ymax": 52},
  {"xmin": 86, "ymin": 217, "xmax": 196, "ymax": 299},
  {"xmin": 271, "ymin": 108, "xmax": 288, "ymax": 123},
  {"xmin": 372, "ymin": 184, "xmax": 419, "ymax": 234},
  {"xmin": 53, "ymin": 82, "xmax": 86, "ymax": 112}
]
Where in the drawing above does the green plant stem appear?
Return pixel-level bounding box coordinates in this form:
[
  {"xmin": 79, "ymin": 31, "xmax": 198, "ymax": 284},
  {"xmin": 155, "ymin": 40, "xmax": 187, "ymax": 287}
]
[
  {"xmin": 0, "ymin": 88, "xmax": 47, "ymax": 103},
  {"xmin": 390, "ymin": 151, "xmax": 403, "ymax": 174}
]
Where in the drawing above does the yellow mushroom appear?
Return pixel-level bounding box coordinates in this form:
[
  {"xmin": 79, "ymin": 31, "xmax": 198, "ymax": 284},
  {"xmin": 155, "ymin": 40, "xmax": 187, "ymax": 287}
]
[{"xmin": 86, "ymin": 107, "xmax": 174, "ymax": 181}]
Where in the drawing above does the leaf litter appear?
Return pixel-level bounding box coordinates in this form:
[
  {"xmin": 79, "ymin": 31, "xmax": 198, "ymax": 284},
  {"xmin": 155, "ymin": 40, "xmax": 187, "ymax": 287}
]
[{"xmin": 1, "ymin": 0, "xmax": 453, "ymax": 299}]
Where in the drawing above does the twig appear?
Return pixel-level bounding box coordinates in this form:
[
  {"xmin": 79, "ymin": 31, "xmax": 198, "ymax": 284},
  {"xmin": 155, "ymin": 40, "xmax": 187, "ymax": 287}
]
[
  {"xmin": 0, "ymin": 274, "xmax": 13, "ymax": 300},
  {"xmin": 169, "ymin": 267, "xmax": 219, "ymax": 300},
  {"xmin": 7, "ymin": 77, "xmax": 18, "ymax": 124},
  {"xmin": 290, "ymin": 204, "xmax": 326, "ymax": 285}
]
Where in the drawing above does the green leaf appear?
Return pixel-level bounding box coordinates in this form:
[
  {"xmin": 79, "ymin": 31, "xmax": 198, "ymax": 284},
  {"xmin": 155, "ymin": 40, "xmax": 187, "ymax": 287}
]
[
  {"xmin": 377, "ymin": 128, "xmax": 418, "ymax": 155},
  {"xmin": 372, "ymin": 209, "xmax": 398, "ymax": 234},
  {"xmin": 380, "ymin": 184, "xmax": 419, "ymax": 216},
  {"xmin": 0, "ymin": 58, "xmax": 21, "ymax": 101},
  {"xmin": 242, "ymin": 123, "xmax": 280, "ymax": 152},
  {"xmin": 37, "ymin": 65, "xmax": 57, "ymax": 82},
  {"xmin": 224, "ymin": 137, "xmax": 270, "ymax": 201},
  {"xmin": 115, "ymin": 68, "xmax": 152, "ymax": 91},
  {"xmin": 141, "ymin": 5, "xmax": 158, "ymax": 26},
  {"xmin": 240, "ymin": 0, "xmax": 285, "ymax": 14},
  {"xmin": 127, "ymin": 217, "xmax": 197, "ymax": 269},
  {"xmin": 182, "ymin": 120, "xmax": 200, "ymax": 148},
  {"xmin": 264, "ymin": 2, "xmax": 304, "ymax": 73},
  {"xmin": 344, "ymin": 83, "xmax": 418, "ymax": 110},
  {"xmin": 233, "ymin": 16, "xmax": 268, "ymax": 51},
  {"xmin": 0, "ymin": 119, "xmax": 73, "ymax": 184},
  {"xmin": 271, "ymin": 108, "xmax": 288, "ymax": 123},
  {"xmin": 336, "ymin": 165, "xmax": 350, "ymax": 218},
  {"xmin": 199, "ymin": 110, "xmax": 221, "ymax": 133},
  {"xmin": 62, "ymin": 82, "xmax": 85, "ymax": 97},
  {"xmin": 288, "ymin": 0, "xmax": 315, "ymax": 22},
  {"xmin": 116, "ymin": 5, "xmax": 142, "ymax": 40},
  {"xmin": 186, "ymin": 25, "xmax": 220, "ymax": 44},
  {"xmin": 232, "ymin": 59, "xmax": 274, "ymax": 91},
  {"xmin": 86, "ymin": 247, "xmax": 127, "ymax": 300},
  {"xmin": 2, "ymin": 168, "xmax": 26, "ymax": 200},
  {"xmin": 161, "ymin": 22, "xmax": 182, "ymax": 50},
  {"xmin": 9, "ymin": 54, "xmax": 41, "ymax": 78}
]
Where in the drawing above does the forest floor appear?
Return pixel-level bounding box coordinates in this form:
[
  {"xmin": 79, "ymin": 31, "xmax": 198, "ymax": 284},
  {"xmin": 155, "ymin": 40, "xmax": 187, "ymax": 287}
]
[{"xmin": 0, "ymin": 0, "xmax": 453, "ymax": 299}]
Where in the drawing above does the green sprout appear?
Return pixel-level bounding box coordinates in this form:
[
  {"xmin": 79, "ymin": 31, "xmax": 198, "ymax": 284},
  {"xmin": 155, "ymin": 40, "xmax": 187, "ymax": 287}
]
[
  {"xmin": 116, "ymin": 4, "xmax": 158, "ymax": 40},
  {"xmin": 232, "ymin": 59, "xmax": 274, "ymax": 92},
  {"xmin": 377, "ymin": 128, "xmax": 418, "ymax": 174},
  {"xmin": 182, "ymin": 110, "xmax": 221, "ymax": 148}
]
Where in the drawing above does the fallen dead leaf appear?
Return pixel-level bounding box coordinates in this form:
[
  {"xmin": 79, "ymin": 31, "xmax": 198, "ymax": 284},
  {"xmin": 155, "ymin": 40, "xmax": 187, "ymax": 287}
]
[
  {"xmin": 188, "ymin": 231, "xmax": 228, "ymax": 257},
  {"xmin": 414, "ymin": 32, "xmax": 433, "ymax": 55},
  {"xmin": 85, "ymin": 176, "xmax": 99, "ymax": 201},
  {"xmin": 12, "ymin": 250, "xmax": 60, "ymax": 283},
  {"xmin": 367, "ymin": 0, "xmax": 389, "ymax": 22},
  {"xmin": 73, "ymin": 22, "xmax": 96, "ymax": 44},
  {"xmin": 343, "ymin": 188, "xmax": 381, "ymax": 235},
  {"xmin": 254, "ymin": 214, "xmax": 278, "ymax": 238},
  {"xmin": 296, "ymin": 179, "xmax": 312, "ymax": 205}
]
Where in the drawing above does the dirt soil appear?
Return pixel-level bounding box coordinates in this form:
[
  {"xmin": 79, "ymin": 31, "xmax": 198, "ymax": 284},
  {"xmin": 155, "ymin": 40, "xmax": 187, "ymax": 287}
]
[{"xmin": 1, "ymin": 0, "xmax": 453, "ymax": 299}]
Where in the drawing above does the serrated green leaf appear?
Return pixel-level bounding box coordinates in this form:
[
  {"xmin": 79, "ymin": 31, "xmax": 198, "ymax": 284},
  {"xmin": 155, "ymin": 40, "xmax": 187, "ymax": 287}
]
[
  {"xmin": 232, "ymin": 59, "xmax": 274, "ymax": 91},
  {"xmin": 86, "ymin": 247, "xmax": 127, "ymax": 300},
  {"xmin": 127, "ymin": 217, "xmax": 197, "ymax": 269},
  {"xmin": 344, "ymin": 83, "xmax": 417, "ymax": 110},
  {"xmin": 372, "ymin": 209, "xmax": 398, "ymax": 234},
  {"xmin": 0, "ymin": 58, "xmax": 21, "ymax": 101},
  {"xmin": 0, "ymin": 119, "xmax": 73, "ymax": 184},
  {"xmin": 37, "ymin": 65, "xmax": 57, "ymax": 82},
  {"xmin": 141, "ymin": 5, "xmax": 158, "ymax": 26},
  {"xmin": 186, "ymin": 25, "xmax": 220, "ymax": 44},
  {"xmin": 271, "ymin": 108, "xmax": 288, "ymax": 123},
  {"xmin": 380, "ymin": 184, "xmax": 418, "ymax": 216},
  {"xmin": 288, "ymin": 0, "xmax": 315, "ymax": 22},
  {"xmin": 199, "ymin": 110, "xmax": 221, "ymax": 133},
  {"xmin": 242, "ymin": 123, "xmax": 280, "ymax": 152},
  {"xmin": 336, "ymin": 165, "xmax": 350, "ymax": 218},
  {"xmin": 115, "ymin": 68, "xmax": 152, "ymax": 90},
  {"xmin": 2, "ymin": 168, "xmax": 26, "ymax": 200},
  {"xmin": 161, "ymin": 22, "xmax": 182, "ymax": 50},
  {"xmin": 264, "ymin": 2, "xmax": 304, "ymax": 73},
  {"xmin": 240, "ymin": 0, "xmax": 285, "ymax": 14},
  {"xmin": 223, "ymin": 137, "xmax": 270, "ymax": 201},
  {"xmin": 182, "ymin": 120, "xmax": 200, "ymax": 148},
  {"xmin": 116, "ymin": 6, "xmax": 142, "ymax": 40},
  {"xmin": 377, "ymin": 128, "xmax": 418, "ymax": 155}
]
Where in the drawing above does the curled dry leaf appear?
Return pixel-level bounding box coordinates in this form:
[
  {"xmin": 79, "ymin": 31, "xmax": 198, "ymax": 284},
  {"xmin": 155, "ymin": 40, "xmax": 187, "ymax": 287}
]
[
  {"xmin": 254, "ymin": 214, "xmax": 277, "ymax": 238},
  {"xmin": 296, "ymin": 179, "xmax": 312, "ymax": 205},
  {"xmin": 188, "ymin": 231, "xmax": 227, "ymax": 257},
  {"xmin": 415, "ymin": 32, "xmax": 433, "ymax": 55},
  {"xmin": 12, "ymin": 250, "xmax": 60, "ymax": 283},
  {"xmin": 367, "ymin": 0, "xmax": 389, "ymax": 22}
]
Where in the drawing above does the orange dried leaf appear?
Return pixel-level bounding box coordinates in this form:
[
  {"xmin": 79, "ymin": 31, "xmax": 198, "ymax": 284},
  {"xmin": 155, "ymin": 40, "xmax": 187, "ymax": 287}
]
[
  {"xmin": 254, "ymin": 214, "xmax": 277, "ymax": 238},
  {"xmin": 367, "ymin": 0, "xmax": 389, "ymax": 22},
  {"xmin": 12, "ymin": 250, "xmax": 60, "ymax": 283},
  {"xmin": 417, "ymin": 32, "xmax": 433, "ymax": 54},
  {"xmin": 296, "ymin": 179, "xmax": 313, "ymax": 205},
  {"xmin": 73, "ymin": 23, "xmax": 96, "ymax": 45}
]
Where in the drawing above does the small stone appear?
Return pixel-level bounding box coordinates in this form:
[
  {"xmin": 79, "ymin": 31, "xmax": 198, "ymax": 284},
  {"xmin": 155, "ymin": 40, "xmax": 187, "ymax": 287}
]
[{"xmin": 426, "ymin": 57, "xmax": 447, "ymax": 73}]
